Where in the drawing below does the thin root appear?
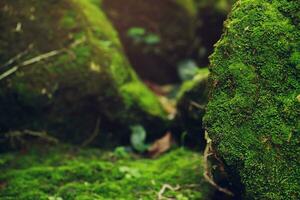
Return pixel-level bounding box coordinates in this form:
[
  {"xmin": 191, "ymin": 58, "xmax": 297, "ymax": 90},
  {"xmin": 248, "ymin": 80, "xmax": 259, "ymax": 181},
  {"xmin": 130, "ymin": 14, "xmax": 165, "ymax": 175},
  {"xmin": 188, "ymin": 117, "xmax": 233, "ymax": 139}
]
[
  {"xmin": 158, "ymin": 184, "xmax": 180, "ymax": 200},
  {"xmin": 203, "ymin": 131, "xmax": 234, "ymax": 196}
]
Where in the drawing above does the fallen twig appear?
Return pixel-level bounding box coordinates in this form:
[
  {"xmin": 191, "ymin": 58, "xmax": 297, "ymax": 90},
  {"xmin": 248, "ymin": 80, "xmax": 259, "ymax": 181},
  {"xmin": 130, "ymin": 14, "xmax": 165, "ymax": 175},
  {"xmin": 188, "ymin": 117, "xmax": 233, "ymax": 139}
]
[
  {"xmin": 203, "ymin": 131, "xmax": 234, "ymax": 196},
  {"xmin": 81, "ymin": 118, "xmax": 101, "ymax": 147},
  {"xmin": 1, "ymin": 43, "xmax": 34, "ymax": 69},
  {"xmin": 0, "ymin": 37, "xmax": 86, "ymax": 81},
  {"xmin": 0, "ymin": 50, "xmax": 62, "ymax": 81},
  {"xmin": 158, "ymin": 184, "xmax": 180, "ymax": 200}
]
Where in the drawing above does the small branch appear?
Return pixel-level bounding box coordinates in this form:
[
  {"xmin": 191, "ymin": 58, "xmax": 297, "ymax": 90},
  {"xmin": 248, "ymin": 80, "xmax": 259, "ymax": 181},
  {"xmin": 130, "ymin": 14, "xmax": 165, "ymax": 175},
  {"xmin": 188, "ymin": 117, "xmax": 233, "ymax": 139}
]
[
  {"xmin": 1, "ymin": 44, "xmax": 34, "ymax": 69},
  {"xmin": 0, "ymin": 37, "xmax": 86, "ymax": 81},
  {"xmin": 0, "ymin": 50, "xmax": 62, "ymax": 81},
  {"xmin": 203, "ymin": 131, "xmax": 234, "ymax": 196},
  {"xmin": 158, "ymin": 184, "xmax": 180, "ymax": 200},
  {"xmin": 0, "ymin": 66, "xmax": 19, "ymax": 81},
  {"xmin": 81, "ymin": 118, "xmax": 101, "ymax": 147},
  {"xmin": 21, "ymin": 50, "xmax": 61, "ymax": 67}
]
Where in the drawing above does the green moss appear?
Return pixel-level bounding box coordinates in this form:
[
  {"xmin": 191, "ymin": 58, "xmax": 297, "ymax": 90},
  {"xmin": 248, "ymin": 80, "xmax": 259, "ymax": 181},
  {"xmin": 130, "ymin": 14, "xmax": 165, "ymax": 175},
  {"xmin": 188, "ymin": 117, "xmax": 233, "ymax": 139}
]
[
  {"xmin": 121, "ymin": 82, "xmax": 166, "ymax": 117},
  {"xmin": 204, "ymin": 0, "xmax": 300, "ymax": 199},
  {"xmin": 0, "ymin": 145, "xmax": 212, "ymax": 200},
  {"xmin": 60, "ymin": 11, "xmax": 77, "ymax": 29}
]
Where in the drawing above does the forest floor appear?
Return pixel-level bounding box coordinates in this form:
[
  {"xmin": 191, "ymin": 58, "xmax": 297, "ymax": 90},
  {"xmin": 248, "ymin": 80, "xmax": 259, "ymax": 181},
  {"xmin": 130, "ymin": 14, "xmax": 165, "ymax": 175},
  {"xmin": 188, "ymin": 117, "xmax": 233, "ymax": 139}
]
[{"xmin": 0, "ymin": 144, "xmax": 213, "ymax": 200}]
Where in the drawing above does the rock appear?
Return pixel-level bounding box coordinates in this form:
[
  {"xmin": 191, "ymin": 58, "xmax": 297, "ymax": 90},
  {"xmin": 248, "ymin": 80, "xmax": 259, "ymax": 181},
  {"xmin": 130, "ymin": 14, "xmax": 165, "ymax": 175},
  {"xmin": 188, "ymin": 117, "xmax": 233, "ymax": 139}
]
[
  {"xmin": 203, "ymin": 0, "xmax": 300, "ymax": 199},
  {"xmin": 0, "ymin": 0, "xmax": 166, "ymax": 144}
]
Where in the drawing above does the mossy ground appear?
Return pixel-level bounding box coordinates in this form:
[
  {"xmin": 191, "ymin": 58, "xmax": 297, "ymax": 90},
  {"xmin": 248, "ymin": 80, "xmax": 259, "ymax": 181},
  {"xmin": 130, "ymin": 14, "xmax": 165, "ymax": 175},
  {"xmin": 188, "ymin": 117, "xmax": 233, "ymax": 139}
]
[
  {"xmin": 204, "ymin": 0, "xmax": 300, "ymax": 199},
  {"xmin": 0, "ymin": 145, "xmax": 212, "ymax": 200}
]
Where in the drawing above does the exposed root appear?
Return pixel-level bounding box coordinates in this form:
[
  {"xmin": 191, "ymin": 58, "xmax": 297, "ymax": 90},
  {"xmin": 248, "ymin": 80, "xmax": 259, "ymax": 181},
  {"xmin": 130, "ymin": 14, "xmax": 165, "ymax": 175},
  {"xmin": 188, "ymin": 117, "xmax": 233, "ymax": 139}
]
[
  {"xmin": 157, "ymin": 184, "xmax": 180, "ymax": 200},
  {"xmin": 203, "ymin": 131, "xmax": 234, "ymax": 196}
]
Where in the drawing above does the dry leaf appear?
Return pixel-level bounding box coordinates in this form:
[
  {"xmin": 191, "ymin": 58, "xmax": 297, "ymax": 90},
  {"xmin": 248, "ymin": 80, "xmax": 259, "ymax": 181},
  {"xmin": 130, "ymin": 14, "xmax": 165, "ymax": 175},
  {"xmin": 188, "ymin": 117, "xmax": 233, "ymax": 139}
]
[
  {"xmin": 144, "ymin": 81, "xmax": 173, "ymax": 96},
  {"xmin": 158, "ymin": 96, "xmax": 177, "ymax": 118},
  {"xmin": 148, "ymin": 132, "xmax": 173, "ymax": 158}
]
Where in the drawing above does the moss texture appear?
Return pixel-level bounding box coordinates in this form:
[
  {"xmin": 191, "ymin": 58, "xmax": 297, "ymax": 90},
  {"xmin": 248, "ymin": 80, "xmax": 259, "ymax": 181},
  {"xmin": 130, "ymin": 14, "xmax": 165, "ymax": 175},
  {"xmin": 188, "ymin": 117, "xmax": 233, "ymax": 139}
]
[
  {"xmin": 0, "ymin": 145, "xmax": 212, "ymax": 200},
  {"xmin": 0, "ymin": 0, "xmax": 166, "ymax": 143},
  {"xmin": 203, "ymin": 0, "xmax": 300, "ymax": 199}
]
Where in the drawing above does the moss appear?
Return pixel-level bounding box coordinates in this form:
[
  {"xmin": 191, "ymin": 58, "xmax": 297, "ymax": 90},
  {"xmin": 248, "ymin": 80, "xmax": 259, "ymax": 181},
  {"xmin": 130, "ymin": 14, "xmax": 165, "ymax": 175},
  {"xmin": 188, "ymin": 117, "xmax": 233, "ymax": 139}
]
[
  {"xmin": 203, "ymin": 0, "xmax": 300, "ymax": 199},
  {"xmin": 60, "ymin": 11, "xmax": 77, "ymax": 29},
  {"xmin": 0, "ymin": 145, "xmax": 212, "ymax": 199},
  {"xmin": 120, "ymin": 82, "xmax": 166, "ymax": 117},
  {"xmin": 0, "ymin": 0, "xmax": 166, "ymax": 143}
]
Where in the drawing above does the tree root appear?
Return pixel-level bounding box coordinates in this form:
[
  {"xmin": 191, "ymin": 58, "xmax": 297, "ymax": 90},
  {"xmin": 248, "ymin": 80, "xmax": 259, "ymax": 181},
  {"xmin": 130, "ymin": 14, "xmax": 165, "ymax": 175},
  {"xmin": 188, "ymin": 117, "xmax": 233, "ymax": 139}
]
[{"xmin": 203, "ymin": 131, "xmax": 234, "ymax": 196}]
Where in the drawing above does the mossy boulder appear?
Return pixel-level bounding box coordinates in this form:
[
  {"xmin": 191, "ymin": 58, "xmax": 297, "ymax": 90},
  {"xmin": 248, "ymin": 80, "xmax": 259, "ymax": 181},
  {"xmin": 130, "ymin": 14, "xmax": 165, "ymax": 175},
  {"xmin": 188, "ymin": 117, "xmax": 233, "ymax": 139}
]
[
  {"xmin": 0, "ymin": 145, "xmax": 213, "ymax": 199},
  {"xmin": 0, "ymin": 0, "xmax": 166, "ymax": 144},
  {"xmin": 203, "ymin": 0, "xmax": 300, "ymax": 199}
]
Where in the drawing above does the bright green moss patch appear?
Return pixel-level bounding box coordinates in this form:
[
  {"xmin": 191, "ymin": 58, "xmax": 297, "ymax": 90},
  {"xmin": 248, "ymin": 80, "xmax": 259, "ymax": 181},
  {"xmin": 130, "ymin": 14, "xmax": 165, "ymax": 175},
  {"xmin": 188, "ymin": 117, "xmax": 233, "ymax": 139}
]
[
  {"xmin": 204, "ymin": 0, "xmax": 300, "ymax": 199},
  {"xmin": 0, "ymin": 145, "xmax": 212, "ymax": 200},
  {"xmin": 120, "ymin": 82, "xmax": 166, "ymax": 117}
]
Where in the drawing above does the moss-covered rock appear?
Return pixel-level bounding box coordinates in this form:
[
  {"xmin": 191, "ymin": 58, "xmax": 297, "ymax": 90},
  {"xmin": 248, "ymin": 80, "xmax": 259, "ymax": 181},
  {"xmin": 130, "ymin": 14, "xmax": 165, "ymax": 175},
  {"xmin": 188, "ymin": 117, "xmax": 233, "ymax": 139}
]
[
  {"xmin": 0, "ymin": 145, "xmax": 213, "ymax": 199},
  {"xmin": 0, "ymin": 0, "xmax": 166, "ymax": 144},
  {"xmin": 204, "ymin": 0, "xmax": 300, "ymax": 199}
]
